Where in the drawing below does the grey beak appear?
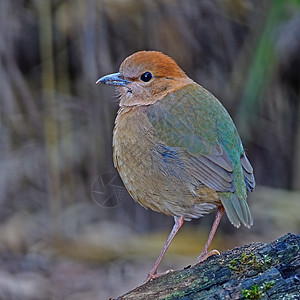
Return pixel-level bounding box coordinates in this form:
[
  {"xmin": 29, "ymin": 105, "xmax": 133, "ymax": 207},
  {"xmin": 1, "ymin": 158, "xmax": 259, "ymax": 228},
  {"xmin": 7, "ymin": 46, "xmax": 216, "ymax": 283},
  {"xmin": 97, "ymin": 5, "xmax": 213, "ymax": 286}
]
[{"xmin": 96, "ymin": 72, "xmax": 130, "ymax": 86}]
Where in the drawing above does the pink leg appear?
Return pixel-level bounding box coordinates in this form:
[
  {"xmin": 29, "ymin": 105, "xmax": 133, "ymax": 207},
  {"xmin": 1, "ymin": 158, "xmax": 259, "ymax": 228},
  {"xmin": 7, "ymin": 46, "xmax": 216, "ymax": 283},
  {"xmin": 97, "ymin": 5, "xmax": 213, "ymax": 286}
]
[
  {"xmin": 197, "ymin": 206, "xmax": 225, "ymax": 263},
  {"xmin": 145, "ymin": 216, "xmax": 184, "ymax": 282}
]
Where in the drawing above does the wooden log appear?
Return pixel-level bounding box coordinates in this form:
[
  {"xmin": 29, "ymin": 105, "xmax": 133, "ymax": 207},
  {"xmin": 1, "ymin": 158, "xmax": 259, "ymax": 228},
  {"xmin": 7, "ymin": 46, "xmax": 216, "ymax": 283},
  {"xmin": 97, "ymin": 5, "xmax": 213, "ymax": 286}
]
[{"xmin": 115, "ymin": 233, "xmax": 300, "ymax": 299}]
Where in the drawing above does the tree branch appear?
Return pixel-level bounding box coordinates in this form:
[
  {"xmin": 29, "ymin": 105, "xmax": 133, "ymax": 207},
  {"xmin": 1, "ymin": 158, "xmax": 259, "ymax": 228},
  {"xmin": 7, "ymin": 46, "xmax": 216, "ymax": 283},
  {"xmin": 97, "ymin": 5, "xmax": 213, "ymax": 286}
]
[{"xmin": 116, "ymin": 233, "xmax": 300, "ymax": 299}]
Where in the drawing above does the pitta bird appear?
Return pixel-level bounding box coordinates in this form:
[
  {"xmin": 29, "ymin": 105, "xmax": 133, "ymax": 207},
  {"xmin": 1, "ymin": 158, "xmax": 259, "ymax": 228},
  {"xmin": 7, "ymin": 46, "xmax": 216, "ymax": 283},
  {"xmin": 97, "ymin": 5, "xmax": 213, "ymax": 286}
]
[{"xmin": 97, "ymin": 51, "xmax": 255, "ymax": 282}]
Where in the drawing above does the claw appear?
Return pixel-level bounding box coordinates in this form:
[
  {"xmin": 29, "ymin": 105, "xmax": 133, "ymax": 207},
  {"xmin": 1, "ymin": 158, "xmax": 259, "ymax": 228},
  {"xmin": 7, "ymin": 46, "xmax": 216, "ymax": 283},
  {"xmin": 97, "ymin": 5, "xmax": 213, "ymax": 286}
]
[
  {"xmin": 145, "ymin": 269, "xmax": 174, "ymax": 283},
  {"xmin": 197, "ymin": 249, "xmax": 220, "ymax": 263}
]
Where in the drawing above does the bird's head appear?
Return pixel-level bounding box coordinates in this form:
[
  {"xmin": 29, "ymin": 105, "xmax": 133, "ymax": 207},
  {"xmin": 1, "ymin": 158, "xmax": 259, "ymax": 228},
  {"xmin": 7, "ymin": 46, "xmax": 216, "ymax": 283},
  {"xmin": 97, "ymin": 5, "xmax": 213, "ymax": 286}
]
[{"xmin": 97, "ymin": 51, "xmax": 192, "ymax": 106}]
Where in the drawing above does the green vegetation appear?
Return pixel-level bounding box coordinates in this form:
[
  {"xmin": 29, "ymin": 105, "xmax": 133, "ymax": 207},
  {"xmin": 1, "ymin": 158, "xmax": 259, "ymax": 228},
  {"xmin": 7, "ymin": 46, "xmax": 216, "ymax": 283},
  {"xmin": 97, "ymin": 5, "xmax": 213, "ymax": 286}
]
[
  {"xmin": 242, "ymin": 284, "xmax": 263, "ymax": 299},
  {"xmin": 242, "ymin": 281, "xmax": 275, "ymax": 299},
  {"xmin": 228, "ymin": 253, "xmax": 268, "ymax": 273}
]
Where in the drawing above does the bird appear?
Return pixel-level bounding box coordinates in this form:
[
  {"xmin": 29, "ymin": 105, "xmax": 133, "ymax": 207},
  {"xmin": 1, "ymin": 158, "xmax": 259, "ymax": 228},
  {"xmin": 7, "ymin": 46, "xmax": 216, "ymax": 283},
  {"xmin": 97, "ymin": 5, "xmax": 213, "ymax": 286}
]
[{"xmin": 96, "ymin": 51, "xmax": 255, "ymax": 282}]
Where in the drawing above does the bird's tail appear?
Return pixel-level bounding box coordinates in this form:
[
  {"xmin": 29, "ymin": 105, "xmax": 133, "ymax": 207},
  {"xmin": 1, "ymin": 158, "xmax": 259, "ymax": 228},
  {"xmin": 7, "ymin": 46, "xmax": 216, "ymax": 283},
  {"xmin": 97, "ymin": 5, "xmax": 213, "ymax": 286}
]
[{"xmin": 220, "ymin": 193, "xmax": 253, "ymax": 228}]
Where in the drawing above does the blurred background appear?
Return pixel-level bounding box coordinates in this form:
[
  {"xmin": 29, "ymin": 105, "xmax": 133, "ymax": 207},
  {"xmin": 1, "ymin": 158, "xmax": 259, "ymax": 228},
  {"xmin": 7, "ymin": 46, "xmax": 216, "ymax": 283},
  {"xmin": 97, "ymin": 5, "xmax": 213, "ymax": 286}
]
[{"xmin": 0, "ymin": 0, "xmax": 300, "ymax": 299}]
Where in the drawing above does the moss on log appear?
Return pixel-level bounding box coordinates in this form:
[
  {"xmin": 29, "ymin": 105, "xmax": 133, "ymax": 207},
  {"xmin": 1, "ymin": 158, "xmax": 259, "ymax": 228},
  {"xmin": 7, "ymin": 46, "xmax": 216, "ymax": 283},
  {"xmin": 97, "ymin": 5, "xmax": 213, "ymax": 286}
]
[{"xmin": 116, "ymin": 233, "xmax": 300, "ymax": 300}]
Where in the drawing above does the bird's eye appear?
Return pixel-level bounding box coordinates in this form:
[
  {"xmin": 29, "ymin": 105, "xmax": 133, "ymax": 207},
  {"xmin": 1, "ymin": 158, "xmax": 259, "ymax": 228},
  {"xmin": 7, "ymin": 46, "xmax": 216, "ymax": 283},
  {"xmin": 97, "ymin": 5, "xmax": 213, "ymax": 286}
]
[{"xmin": 140, "ymin": 72, "xmax": 153, "ymax": 82}]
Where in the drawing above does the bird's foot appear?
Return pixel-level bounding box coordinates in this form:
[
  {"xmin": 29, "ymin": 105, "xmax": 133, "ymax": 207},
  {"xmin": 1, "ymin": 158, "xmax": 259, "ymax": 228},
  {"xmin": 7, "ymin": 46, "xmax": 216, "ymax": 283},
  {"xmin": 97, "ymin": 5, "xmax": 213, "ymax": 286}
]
[
  {"xmin": 145, "ymin": 269, "xmax": 174, "ymax": 283},
  {"xmin": 197, "ymin": 249, "xmax": 220, "ymax": 263}
]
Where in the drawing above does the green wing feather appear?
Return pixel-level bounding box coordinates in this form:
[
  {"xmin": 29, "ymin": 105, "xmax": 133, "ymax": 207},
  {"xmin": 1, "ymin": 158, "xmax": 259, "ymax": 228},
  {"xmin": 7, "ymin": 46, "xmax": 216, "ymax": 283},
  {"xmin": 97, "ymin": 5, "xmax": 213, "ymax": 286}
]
[{"xmin": 145, "ymin": 83, "xmax": 255, "ymax": 228}]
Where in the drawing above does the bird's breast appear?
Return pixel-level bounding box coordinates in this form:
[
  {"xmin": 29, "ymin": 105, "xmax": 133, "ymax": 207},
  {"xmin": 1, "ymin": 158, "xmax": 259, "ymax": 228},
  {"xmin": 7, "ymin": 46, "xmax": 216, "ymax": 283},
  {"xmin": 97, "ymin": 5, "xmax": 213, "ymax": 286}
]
[
  {"xmin": 113, "ymin": 106, "xmax": 156, "ymax": 173},
  {"xmin": 113, "ymin": 106, "xmax": 161, "ymax": 210}
]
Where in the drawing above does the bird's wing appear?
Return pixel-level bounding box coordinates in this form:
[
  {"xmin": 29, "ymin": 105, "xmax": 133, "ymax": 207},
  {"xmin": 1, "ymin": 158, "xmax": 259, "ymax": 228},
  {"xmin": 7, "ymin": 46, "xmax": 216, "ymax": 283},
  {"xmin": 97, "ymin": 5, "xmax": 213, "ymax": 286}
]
[
  {"xmin": 154, "ymin": 142, "xmax": 234, "ymax": 193},
  {"xmin": 241, "ymin": 153, "xmax": 255, "ymax": 191},
  {"xmin": 145, "ymin": 85, "xmax": 238, "ymax": 193}
]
